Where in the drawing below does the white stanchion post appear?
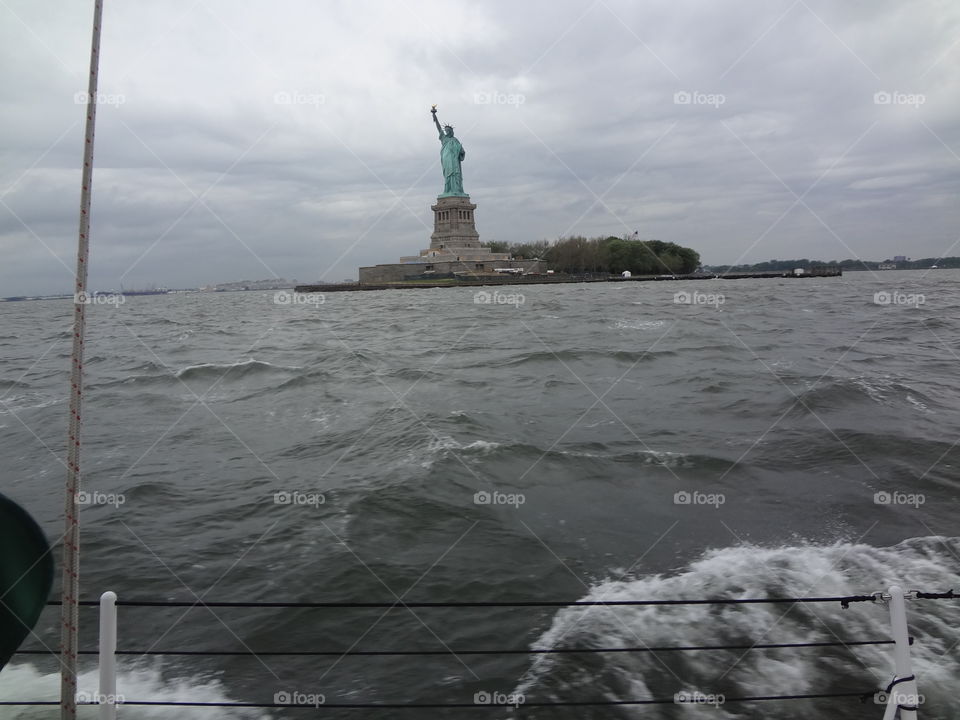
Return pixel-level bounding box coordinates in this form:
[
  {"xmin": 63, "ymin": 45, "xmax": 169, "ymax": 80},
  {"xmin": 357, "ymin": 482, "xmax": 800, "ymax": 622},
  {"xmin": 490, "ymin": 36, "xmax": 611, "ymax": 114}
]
[
  {"xmin": 98, "ymin": 591, "xmax": 118, "ymax": 720},
  {"xmin": 882, "ymin": 585, "xmax": 919, "ymax": 720}
]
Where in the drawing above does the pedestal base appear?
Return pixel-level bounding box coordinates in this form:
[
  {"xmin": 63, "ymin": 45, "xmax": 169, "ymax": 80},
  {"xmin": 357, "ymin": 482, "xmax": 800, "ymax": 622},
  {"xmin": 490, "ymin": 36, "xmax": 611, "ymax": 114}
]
[{"xmin": 430, "ymin": 195, "xmax": 480, "ymax": 250}]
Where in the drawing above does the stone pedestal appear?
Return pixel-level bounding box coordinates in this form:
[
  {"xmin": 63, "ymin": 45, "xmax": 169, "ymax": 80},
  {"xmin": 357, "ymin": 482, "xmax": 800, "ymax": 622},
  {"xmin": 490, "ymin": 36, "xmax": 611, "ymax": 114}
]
[
  {"xmin": 357, "ymin": 192, "xmax": 544, "ymax": 284},
  {"xmin": 430, "ymin": 195, "xmax": 480, "ymax": 250}
]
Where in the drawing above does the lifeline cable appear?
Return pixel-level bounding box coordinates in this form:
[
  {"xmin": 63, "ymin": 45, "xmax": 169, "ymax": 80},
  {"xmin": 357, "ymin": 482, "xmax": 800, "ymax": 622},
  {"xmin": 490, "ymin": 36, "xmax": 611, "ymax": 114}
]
[
  {"xmin": 13, "ymin": 637, "xmax": 901, "ymax": 657},
  {"xmin": 46, "ymin": 594, "xmax": 880, "ymax": 608},
  {"xmin": 0, "ymin": 690, "xmax": 881, "ymax": 709}
]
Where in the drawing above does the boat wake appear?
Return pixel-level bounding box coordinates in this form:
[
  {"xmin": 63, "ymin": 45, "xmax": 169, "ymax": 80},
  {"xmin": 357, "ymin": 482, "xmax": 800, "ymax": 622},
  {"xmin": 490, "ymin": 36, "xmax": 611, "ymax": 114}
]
[{"xmin": 515, "ymin": 536, "xmax": 960, "ymax": 719}]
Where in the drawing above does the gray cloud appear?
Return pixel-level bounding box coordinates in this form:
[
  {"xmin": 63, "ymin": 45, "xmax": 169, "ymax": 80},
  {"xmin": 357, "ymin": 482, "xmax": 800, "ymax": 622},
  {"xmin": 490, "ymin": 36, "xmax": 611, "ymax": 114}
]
[{"xmin": 1, "ymin": 0, "xmax": 957, "ymax": 295}]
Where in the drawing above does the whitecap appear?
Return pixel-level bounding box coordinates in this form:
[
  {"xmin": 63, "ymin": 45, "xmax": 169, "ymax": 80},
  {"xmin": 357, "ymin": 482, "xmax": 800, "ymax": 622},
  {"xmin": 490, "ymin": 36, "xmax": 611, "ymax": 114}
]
[
  {"xmin": 613, "ymin": 319, "xmax": 666, "ymax": 331},
  {"xmin": 417, "ymin": 436, "xmax": 503, "ymax": 467},
  {"xmin": 0, "ymin": 663, "xmax": 270, "ymax": 719},
  {"xmin": 515, "ymin": 537, "xmax": 960, "ymax": 717}
]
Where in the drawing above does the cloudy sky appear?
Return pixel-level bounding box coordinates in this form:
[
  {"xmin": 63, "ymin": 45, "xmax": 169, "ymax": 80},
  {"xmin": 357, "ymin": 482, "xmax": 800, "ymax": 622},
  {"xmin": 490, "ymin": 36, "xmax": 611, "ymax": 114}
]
[{"xmin": 1, "ymin": 0, "xmax": 957, "ymax": 294}]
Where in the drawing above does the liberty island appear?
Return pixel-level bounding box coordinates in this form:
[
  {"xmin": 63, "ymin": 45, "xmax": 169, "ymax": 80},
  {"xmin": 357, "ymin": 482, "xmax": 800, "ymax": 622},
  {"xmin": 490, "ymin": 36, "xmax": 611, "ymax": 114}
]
[{"xmin": 357, "ymin": 106, "xmax": 541, "ymax": 284}]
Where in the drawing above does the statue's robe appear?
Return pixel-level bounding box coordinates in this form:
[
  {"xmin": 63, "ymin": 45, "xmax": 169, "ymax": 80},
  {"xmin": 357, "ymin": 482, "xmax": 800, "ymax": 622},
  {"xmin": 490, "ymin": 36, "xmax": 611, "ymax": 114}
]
[{"xmin": 439, "ymin": 134, "xmax": 465, "ymax": 195}]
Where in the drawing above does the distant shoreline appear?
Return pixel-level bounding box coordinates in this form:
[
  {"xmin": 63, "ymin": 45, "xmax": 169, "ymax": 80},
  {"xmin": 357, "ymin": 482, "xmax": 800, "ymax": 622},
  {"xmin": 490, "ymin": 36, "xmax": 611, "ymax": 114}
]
[
  {"xmin": 14, "ymin": 265, "xmax": 960, "ymax": 302},
  {"xmin": 295, "ymin": 268, "xmax": 842, "ymax": 293}
]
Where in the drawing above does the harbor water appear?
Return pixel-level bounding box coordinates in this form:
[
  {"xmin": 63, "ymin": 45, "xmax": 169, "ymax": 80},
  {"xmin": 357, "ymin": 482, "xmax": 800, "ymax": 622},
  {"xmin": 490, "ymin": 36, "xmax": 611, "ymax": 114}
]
[{"xmin": 1, "ymin": 269, "xmax": 958, "ymax": 718}]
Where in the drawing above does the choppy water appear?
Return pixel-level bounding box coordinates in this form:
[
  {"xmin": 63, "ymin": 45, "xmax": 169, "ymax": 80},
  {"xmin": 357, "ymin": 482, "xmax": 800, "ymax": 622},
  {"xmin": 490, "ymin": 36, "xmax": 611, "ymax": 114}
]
[{"xmin": 1, "ymin": 269, "xmax": 959, "ymax": 719}]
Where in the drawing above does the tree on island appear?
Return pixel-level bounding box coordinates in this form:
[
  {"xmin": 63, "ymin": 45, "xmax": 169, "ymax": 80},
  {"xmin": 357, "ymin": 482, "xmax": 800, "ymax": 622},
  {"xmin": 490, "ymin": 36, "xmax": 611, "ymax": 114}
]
[
  {"xmin": 490, "ymin": 235, "xmax": 700, "ymax": 275},
  {"xmin": 704, "ymin": 257, "xmax": 960, "ymax": 273}
]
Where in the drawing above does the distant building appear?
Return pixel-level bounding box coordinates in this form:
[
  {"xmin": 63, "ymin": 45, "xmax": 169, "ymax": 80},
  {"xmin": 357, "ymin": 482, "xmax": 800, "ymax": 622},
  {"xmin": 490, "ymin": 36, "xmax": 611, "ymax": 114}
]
[{"xmin": 893, "ymin": 255, "xmax": 908, "ymax": 262}]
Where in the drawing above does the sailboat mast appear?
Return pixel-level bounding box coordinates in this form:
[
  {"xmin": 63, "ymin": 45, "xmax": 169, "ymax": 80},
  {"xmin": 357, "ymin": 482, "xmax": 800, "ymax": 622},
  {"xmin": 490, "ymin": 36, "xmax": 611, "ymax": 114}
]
[{"xmin": 61, "ymin": 1, "xmax": 103, "ymax": 718}]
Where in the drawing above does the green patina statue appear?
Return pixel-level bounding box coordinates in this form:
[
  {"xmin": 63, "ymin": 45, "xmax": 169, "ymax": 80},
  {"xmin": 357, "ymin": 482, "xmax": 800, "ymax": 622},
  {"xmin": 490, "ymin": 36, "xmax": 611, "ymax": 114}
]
[{"xmin": 431, "ymin": 106, "xmax": 467, "ymax": 197}]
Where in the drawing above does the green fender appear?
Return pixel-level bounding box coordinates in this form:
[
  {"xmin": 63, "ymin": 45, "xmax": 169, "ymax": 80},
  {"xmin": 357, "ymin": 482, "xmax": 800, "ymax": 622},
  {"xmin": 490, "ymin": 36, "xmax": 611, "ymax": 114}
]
[{"xmin": 0, "ymin": 493, "xmax": 54, "ymax": 669}]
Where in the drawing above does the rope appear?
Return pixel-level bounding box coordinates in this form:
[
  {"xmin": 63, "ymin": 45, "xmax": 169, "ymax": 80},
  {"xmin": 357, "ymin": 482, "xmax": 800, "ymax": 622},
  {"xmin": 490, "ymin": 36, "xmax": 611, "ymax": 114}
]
[
  {"xmin": 14, "ymin": 638, "xmax": 899, "ymax": 657},
  {"xmin": 60, "ymin": 2, "xmax": 103, "ymax": 719},
  {"xmin": 0, "ymin": 691, "xmax": 879, "ymax": 708},
  {"xmin": 884, "ymin": 675, "xmax": 916, "ymax": 693},
  {"xmin": 45, "ymin": 594, "xmax": 881, "ymax": 608}
]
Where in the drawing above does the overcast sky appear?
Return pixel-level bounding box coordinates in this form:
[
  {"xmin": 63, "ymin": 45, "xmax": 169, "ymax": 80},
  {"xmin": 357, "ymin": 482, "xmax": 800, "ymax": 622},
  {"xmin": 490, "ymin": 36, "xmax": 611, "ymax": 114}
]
[{"xmin": 1, "ymin": 0, "xmax": 958, "ymax": 294}]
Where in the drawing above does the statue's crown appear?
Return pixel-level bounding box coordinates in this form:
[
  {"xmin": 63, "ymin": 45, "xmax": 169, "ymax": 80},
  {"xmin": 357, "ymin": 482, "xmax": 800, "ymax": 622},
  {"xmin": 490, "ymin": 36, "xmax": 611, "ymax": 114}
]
[{"xmin": 443, "ymin": 124, "xmax": 454, "ymax": 130}]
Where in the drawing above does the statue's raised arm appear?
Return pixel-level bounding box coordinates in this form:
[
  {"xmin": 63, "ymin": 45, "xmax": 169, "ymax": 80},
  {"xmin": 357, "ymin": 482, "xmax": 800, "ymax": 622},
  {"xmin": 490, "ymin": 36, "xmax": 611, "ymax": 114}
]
[{"xmin": 431, "ymin": 106, "xmax": 443, "ymax": 138}]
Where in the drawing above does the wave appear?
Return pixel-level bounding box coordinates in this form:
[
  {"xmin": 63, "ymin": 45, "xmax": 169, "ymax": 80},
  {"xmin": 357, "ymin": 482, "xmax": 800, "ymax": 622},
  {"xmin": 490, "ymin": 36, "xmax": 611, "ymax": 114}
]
[
  {"xmin": 416, "ymin": 436, "xmax": 728, "ymax": 472},
  {"xmin": 91, "ymin": 359, "xmax": 315, "ymax": 393},
  {"xmin": 0, "ymin": 393, "xmax": 66, "ymax": 413},
  {"xmin": 417, "ymin": 436, "xmax": 504, "ymax": 468},
  {"xmin": 0, "ymin": 663, "xmax": 268, "ymax": 719},
  {"xmin": 612, "ymin": 319, "xmax": 668, "ymax": 331},
  {"xmin": 517, "ymin": 536, "xmax": 960, "ymax": 719},
  {"xmin": 787, "ymin": 374, "xmax": 939, "ymax": 414},
  {"xmin": 0, "ymin": 379, "xmax": 30, "ymax": 390},
  {"xmin": 176, "ymin": 358, "xmax": 299, "ymax": 380},
  {"xmin": 493, "ymin": 349, "xmax": 677, "ymax": 367}
]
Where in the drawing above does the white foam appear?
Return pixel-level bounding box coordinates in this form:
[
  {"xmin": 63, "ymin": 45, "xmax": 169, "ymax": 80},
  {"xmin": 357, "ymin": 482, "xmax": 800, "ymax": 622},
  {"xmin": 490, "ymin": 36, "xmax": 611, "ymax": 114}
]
[
  {"xmin": 906, "ymin": 394, "xmax": 931, "ymax": 412},
  {"xmin": 174, "ymin": 359, "xmax": 300, "ymax": 378},
  {"xmin": 516, "ymin": 537, "xmax": 960, "ymax": 717},
  {"xmin": 0, "ymin": 394, "xmax": 66, "ymax": 414},
  {"xmin": 418, "ymin": 436, "xmax": 503, "ymax": 467},
  {"xmin": 613, "ymin": 319, "xmax": 666, "ymax": 331},
  {"xmin": 558, "ymin": 448, "xmax": 692, "ymax": 466},
  {"xmin": 0, "ymin": 663, "xmax": 271, "ymax": 719}
]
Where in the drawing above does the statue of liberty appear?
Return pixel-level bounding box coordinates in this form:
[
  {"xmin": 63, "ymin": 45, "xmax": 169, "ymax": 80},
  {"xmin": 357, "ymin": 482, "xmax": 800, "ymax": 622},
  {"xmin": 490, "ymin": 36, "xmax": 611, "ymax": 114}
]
[{"xmin": 431, "ymin": 106, "xmax": 467, "ymax": 197}]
